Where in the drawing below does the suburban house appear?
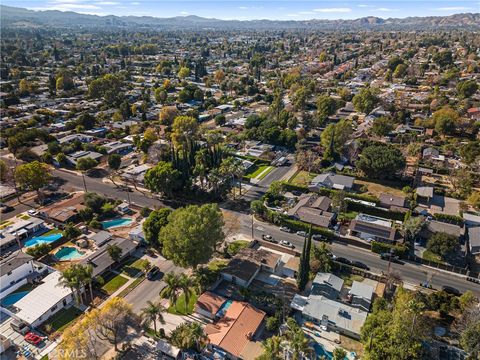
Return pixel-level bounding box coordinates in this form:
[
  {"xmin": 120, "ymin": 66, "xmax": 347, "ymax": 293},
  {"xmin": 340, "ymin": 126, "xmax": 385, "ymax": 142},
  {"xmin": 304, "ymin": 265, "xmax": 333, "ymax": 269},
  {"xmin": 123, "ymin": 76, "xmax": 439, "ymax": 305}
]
[
  {"xmin": 39, "ymin": 193, "xmax": 85, "ymax": 226},
  {"xmin": 66, "ymin": 150, "xmax": 103, "ymax": 166},
  {"xmin": 288, "ymin": 194, "xmax": 335, "ymax": 228},
  {"xmin": 468, "ymin": 227, "xmax": 480, "ymax": 256},
  {"xmin": 379, "ymin": 193, "xmax": 408, "ymax": 212},
  {"xmin": 11, "ymin": 271, "xmax": 74, "ymax": 328},
  {"xmin": 57, "ymin": 133, "xmax": 94, "ymax": 145},
  {"xmin": 0, "ymin": 251, "xmax": 35, "ymax": 299},
  {"xmin": 308, "ymin": 172, "xmax": 355, "ymax": 192},
  {"xmin": 349, "ymin": 281, "xmax": 374, "ymax": 312},
  {"xmin": 103, "ymin": 141, "xmax": 134, "ymax": 155},
  {"xmin": 416, "ymin": 186, "xmax": 434, "ymax": 202},
  {"xmin": 420, "ymin": 220, "xmax": 465, "ymax": 240},
  {"xmin": 204, "ymin": 300, "xmax": 265, "ymax": 360},
  {"xmin": 220, "ymin": 248, "xmax": 281, "ymax": 288},
  {"xmin": 422, "ymin": 147, "xmax": 444, "ymax": 162},
  {"xmin": 290, "ymin": 273, "xmax": 368, "ymax": 339},
  {"xmin": 348, "ymin": 214, "xmax": 398, "ymax": 243},
  {"xmin": 194, "ymin": 291, "xmax": 227, "ymax": 320},
  {"xmin": 121, "ymin": 164, "xmax": 153, "ymax": 185},
  {"xmin": 0, "ymin": 216, "xmax": 46, "ymax": 249}
]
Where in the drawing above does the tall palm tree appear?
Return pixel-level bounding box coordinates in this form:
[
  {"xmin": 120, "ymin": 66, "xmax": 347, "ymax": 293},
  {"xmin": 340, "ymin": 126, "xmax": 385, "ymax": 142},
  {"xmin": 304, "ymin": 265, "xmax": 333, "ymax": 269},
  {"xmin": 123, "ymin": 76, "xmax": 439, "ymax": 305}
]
[
  {"xmin": 178, "ymin": 274, "xmax": 196, "ymax": 314},
  {"xmin": 59, "ymin": 266, "xmax": 82, "ymax": 305},
  {"xmin": 288, "ymin": 329, "xmax": 313, "ymax": 360},
  {"xmin": 80, "ymin": 264, "xmax": 95, "ymax": 304},
  {"xmin": 160, "ymin": 272, "xmax": 180, "ymax": 307},
  {"xmin": 141, "ymin": 301, "xmax": 166, "ymax": 335},
  {"xmin": 259, "ymin": 336, "xmax": 283, "ymax": 360},
  {"xmin": 189, "ymin": 322, "xmax": 207, "ymax": 352}
]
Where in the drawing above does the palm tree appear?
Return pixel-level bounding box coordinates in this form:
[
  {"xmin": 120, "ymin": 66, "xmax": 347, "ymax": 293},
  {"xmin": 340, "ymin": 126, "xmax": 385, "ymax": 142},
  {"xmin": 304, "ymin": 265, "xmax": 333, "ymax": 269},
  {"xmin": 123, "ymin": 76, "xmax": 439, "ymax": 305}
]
[
  {"xmin": 189, "ymin": 322, "xmax": 207, "ymax": 352},
  {"xmin": 160, "ymin": 272, "xmax": 180, "ymax": 307},
  {"xmin": 288, "ymin": 329, "xmax": 313, "ymax": 360},
  {"xmin": 259, "ymin": 336, "xmax": 283, "ymax": 360},
  {"xmin": 141, "ymin": 301, "xmax": 166, "ymax": 335},
  {"xmin": 59, "ymin": 266, "xmax": 82, "ymax": 305},
  {"xmin": 178, "ymin": 273, "xmax": 196, "ymax": 314},
  {"xmin": 80, "ymin": 264, "xmax": 95, "ymax": 304}
]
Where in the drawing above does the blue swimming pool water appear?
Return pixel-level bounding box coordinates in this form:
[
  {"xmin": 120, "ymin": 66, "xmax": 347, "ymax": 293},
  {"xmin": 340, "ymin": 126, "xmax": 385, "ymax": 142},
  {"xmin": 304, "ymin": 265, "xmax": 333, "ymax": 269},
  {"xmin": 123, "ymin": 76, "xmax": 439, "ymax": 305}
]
[
  {"xmin": 216, "ymin": 299, "xmax": 233, "ymax": 318},
  {"xmin": 1, "ymin": 291, "xmax": 31, "ymax": 307},
  {"xmin": 55, "ymin": 247, "xmax": 85, "ymax": 261},
  {"xmin": 313, "ymin": 343, "xmax": 333, "ymax": 359},
  {"xmin": 101, "ymin": 218, "xmax": 133, "ymax": 229},
  {"xmin": 24, "ymin": 232, "xmax": 63, "ymax": 247}
]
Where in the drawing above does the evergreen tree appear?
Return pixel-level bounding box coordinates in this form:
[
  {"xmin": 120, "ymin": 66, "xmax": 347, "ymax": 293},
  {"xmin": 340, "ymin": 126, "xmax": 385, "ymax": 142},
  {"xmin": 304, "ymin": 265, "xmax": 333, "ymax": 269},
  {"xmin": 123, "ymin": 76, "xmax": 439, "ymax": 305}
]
[{"xmin": 297, "ymin": 226, "xmax": 312, "ymax": 291}]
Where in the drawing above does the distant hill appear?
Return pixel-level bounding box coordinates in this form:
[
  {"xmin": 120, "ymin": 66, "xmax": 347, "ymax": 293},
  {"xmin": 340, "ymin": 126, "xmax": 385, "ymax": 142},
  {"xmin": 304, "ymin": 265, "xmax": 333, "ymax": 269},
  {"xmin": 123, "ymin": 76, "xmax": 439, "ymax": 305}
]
[{"xmin": 1, "ymin": 5, "xmax": 479, "ymax": 30}]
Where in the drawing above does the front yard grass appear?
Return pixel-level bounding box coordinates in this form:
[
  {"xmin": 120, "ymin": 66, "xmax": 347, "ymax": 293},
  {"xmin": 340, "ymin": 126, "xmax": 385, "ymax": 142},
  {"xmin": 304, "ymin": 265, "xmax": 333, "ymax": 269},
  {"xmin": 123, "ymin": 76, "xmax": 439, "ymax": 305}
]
[
  {"xmin": 244, "ymin": 165, "xmax": 272, "ymax": 179},
  {"xmin": 120, "ymin": 257, "xmax": 150, "ymax": 277},
  {"xmin": 422, "ymin": 250, "xmax": 445, "ymax": 264},
  {"xmin": 167, "ymin": 291, "xmax": 198, "ymax": 315},
  {"xmin": 337, "ymin": 271, "xmax": 364, "ymax": 287},
  {"xmin": 289, "ymin": 170, "xmax": 317, "ymax": 187},
  {"xmin": 42, "ymin": 306, "xmax": 83, "ymax": 333},
  {"xmin": 101, "ymin": 273, "xmax": 129, "ymax": 295},
  {"xmin": 227, "ymin": 240, "xmax": 250, "ymax": 256}
]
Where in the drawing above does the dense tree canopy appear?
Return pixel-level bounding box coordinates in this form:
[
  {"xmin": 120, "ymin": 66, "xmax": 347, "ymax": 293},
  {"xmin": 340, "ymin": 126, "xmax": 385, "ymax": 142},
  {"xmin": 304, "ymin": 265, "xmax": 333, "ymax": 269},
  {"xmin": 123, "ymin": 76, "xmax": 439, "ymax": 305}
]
[
  {"xmin": 142, "ymin": 208, "xmax": 172, "ymax": 248},
  {"xmin": 356, "ymin": 143, "xmax": 406, "ymax": 179}
]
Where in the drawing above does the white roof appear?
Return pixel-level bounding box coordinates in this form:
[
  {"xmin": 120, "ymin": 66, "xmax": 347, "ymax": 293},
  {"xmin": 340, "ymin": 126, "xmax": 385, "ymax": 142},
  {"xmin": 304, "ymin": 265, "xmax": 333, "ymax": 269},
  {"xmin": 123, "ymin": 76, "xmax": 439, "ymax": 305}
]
[
  {"xmin": 14, "ymin": 271, "xmax": 73, "ymax": 325},
  {"xmin": 156, "ymin": 339, "xmax": 180, "ymax": 357}
]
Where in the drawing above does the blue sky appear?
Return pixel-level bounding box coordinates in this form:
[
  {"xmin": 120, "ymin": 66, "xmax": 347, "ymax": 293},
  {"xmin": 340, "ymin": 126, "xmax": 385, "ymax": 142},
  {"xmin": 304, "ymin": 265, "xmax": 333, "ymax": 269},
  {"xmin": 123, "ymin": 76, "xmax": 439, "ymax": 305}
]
[{"xmin": 4, "ymin": 0, "xmax": 479, "ymax": 20}]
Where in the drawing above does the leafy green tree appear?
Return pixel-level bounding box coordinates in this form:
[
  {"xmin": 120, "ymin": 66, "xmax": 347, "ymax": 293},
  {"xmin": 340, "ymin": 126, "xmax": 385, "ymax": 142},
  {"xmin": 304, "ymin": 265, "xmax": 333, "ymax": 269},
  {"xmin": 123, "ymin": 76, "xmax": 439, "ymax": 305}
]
[
  {"xmin": 64, "ymin": 222, "xmax": 81, "ymax": 240},
  {"xmin": 144, "ymin": 161, "xmax": 183, "ymax": 198},
  {"xmin": 311, "ymin": 243, "xmax": 333, "ymax": 273},
  {"xmin": 320, "ymin": 119, "xmax": 353, "ymax": 160},
  {"xmin": 160, "ymin": 272, "xmax": 181, "ymax": 305},
  {"xmin": 393, "ymin": 63, "xmax": 408, "ymax": 78},
  {"xmin": 432, "ymin": 107, "xmax": 458, "ymax": 135},
  {"xmin": 356, "ymin": 143, "xmax": 406, "ymax": 179},
  {"xmin": 119, "ymin": 100, "xmax": 132, "ymax": 120},
  {"xmin": 353, "ymin": 87, "xmax": 379, "ymax": 114},
  {"xmin": 84, "ymin": 192, "xmax": 106, "ymax": 214},
  {"xmin": 467, "ymin": 191, "xmax": 480, "ymax": 211},
  {"xmin": 160, "ymin": 204, "xmax": 224, "ymax": 268},
  {"xmin": 460, "ymin": 321, "xmax": 480, "ymax": 357},
  {"xmin": 433, "ymin": 50, "xmax": 453, "ymax": 68},
  {"xmin": 450, "ymin": 168, "xmax": 473, "ymax": 198},
  {"xmin": 76, "ymin": 113, "xmax": 96, "ymax": 130},
  {"xmin": 459, "ymin": 141, "xmax": 480, "ymax": 165},
  {"xmin": 426, "ymin": 232, "xmax": 459, "ymax": 259},
  {"xmin": 169, "ymin": 322, "xmax": 207, "ymax": 351},
  {"xmin": 402, "ymin": 216, "xmax": 424, "ymax": 242},
  {"xmin": 142, "ymin": 208, "xmax": 172, "ymax": 248},
  {"xmin": 316, "ymin": 94, "xmax": 337, "ymax": 125},
  {"xmin": 107, "ymin": 244, "xmax": 122, "ymax": 263},
  {"xmin": 25, "ymin": 243, "xmax": 51, "ymax": 259},
  {"xmin": 171, "ymin": 116, "xmax": 198, "ymax": 149},
  {"xmin": 388, "ymin": 56, "xmax": 404, "ymax": 71},
  {"xmin": 333, "ymin": 348, "xmax": 347, "ymax": 360},
  {"xmin": 0, "ymin": 159, "xmax": 9, "ymax": 182},
  {"xmin": 140, "ymin": 301, "xmax": 165, "ymax": 336},
  {"xmin": 76, "ymin": 157, "xmax": 98, "ymax": 192},
  {"xmin": 177, "ymin": 66, "xmax": 190, "ymax": 79},
  {"xmin": 456, "ymin": 80, "xmax": 478, "ymax": 98},
  {"xmin": 14, "ymin": 160, "xmax": 51, "ymax": 199},
  {"xmin": 257, "ymin": 336, "xmax": 283, "ymax": 360},
  {"xmin": 371, "ymin": 116, "xmax": 394, "ymax": 136}
]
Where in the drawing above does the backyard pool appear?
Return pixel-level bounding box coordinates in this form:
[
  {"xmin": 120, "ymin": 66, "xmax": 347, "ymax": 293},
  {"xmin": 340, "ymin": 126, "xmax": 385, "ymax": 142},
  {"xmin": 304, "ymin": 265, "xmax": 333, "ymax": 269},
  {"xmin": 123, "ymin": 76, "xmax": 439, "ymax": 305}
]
[
  {"xmin": 216, "ymin": 300, "xmax": 233, "ymax": 318},
  {"xmin": 101, "ymin": 218, "xmax": 133, "ymax": 229},
  {"xmin": 54, "ymin": 246, "xmax": 85, "ymax": 261},
  {"xmin": 1, "ymin": 290, "xmax": 31, "ymax": 307},
  {"xmin": 313, "ymin": 343, "xmax": 350, "ymax": 360},
  {"xmin": 24, "ymin": 232, "xmax": 63, "ymax": 247}
]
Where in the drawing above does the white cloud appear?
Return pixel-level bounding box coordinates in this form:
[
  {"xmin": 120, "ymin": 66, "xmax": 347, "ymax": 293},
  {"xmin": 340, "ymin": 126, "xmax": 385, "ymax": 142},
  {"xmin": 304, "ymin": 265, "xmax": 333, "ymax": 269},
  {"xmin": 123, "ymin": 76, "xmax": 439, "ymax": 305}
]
[
  {"xmin": 437, "ymin": 6, "xmax": 470, "ymax": 11},
  {"xmin": 313, "ymin": 7, "xmax": 352, "ymax": 13},
  {"xmin": 96, "ymin": 1, "xmax": 119, "ymax": 5},
  {"xmin": 130, "ymin": 1, "xmax": 140, "ymax": 4},
  {"xmin": 180, "ymin": 11, "xmax": 189, "ymax": 15},
  {"xmin": 376, "ymin": 7, "xmax": 393, "ymax": 11},
  {"xmin": 358, "ymin": 4, "xmax": 370, "ymax": 8},
  {"xmin": 238, "ymin": 6, "xmax": 248, "ymax": 10},
  {"xmin": 39, "ymin": 3, "xmax": 102, "ymax": 11}
]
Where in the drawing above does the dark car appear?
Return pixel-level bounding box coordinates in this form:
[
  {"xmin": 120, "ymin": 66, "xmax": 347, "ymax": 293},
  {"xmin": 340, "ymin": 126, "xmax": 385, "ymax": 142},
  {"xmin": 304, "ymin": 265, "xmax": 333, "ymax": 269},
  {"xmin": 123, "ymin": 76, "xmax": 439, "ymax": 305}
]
[
  {"xmin": 352, "ymin": 261, "xmax": 370, "ymax": 270},
  {"xmin": 380, "ymin": 253, "xmax": 400, "ymax": 262},
  {"xmin": 0, "ymin": 205, "xmax": 14, "ymax": 213},
  {"xmin": 336, "ymin": 257, "xmax": 352, "ymax": 265},
  {"xmin": 312, "ymin": 234, "xmax": 326, "ymax": 241},
  {"xmin": 147, "ymin": 266, "xmax": 162, "ymax": 280},
  {"xmin": 442, "ymin": 286, "xmax": 461, "ymax": 296}
]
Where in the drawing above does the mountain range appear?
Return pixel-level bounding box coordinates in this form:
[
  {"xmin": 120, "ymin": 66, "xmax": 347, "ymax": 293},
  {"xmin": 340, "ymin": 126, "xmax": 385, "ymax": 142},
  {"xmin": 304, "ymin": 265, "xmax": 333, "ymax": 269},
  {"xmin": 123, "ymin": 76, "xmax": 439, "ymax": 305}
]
[{"xmin": 1, "ymin": 5, "xmax": 479, "ymax": 30}]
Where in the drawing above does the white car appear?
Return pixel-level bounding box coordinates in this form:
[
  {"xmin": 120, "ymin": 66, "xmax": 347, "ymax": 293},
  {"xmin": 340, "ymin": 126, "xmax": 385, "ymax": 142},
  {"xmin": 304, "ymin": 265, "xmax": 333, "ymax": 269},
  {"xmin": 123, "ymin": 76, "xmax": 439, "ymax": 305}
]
[
  {"xmin": 296, "ymin": 231, "xmax": 307, "ymax": 237},
  {"xmin": 27, "ymin": 209, "xmax": 37, "ymax": 216},
  {"xmin": 279, "ymin": 240, "xmax": 295, "ymax": 249}
]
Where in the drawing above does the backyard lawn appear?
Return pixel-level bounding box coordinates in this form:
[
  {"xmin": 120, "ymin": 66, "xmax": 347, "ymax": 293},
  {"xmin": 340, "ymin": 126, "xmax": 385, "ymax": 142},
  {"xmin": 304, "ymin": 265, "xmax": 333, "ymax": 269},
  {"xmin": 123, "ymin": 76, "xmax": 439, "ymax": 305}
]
[
  {"xmin": 354, "ymin": 179, "xmax": 405, "ymax": 198},
  {"xmin": 42, "ymin": 228, "xmax": 63, "ymax": 236},
  {"xmin": 289, "ymin": 170, "xmax": 317, "ymax": 187},
  {"xmin": 101, "ymin": 273, "xmax": 129, "ymax": 295},
  {"xmin": 42, "ymin": 306, "xmax": 83, "ymax": 332},
  {"xmin": 168, "ymin": 291, "xmax": 198, "ymax": 315}
]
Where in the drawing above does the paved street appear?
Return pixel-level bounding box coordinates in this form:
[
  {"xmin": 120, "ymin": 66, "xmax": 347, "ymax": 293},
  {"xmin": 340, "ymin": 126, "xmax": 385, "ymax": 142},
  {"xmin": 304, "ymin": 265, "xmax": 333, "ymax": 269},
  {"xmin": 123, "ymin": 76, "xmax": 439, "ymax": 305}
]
[{"xmin": 241, "ymin": 161, "xmax": 294, "ymax": 201}]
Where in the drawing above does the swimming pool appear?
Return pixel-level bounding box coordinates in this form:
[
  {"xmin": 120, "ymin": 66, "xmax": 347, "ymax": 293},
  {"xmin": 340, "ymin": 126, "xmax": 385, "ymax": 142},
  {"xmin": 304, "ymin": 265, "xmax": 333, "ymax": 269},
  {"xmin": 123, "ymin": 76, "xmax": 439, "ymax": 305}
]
[
  {"xmin": 313, "ymin": 343, "xmax": 350, "ymax": 360},
  {"xmin": 1, "ymin": 290, "xmax": 31, "ymax": 307},
  {"xmin": 216, "ymin": 300, "xmax": 233, "ymax": 318},
  {"xmin": 54, "ymin": 246, "xmax": 85, "ymax": 261},
  {"xmin": 24, "ymin": 232, "xmax": 63, "ymax": 247},
  {"xmin": 101, "ymin": 218, "xmax": 133, "ymax": 229}
]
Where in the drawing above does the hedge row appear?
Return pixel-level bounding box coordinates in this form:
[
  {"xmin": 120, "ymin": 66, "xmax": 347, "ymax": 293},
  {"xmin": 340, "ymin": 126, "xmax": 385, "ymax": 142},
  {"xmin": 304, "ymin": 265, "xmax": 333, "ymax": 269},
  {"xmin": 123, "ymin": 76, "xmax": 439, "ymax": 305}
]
[
  {"xmin": 371, "ymin": 241, "xmax": 408, "ymax": 256},
  {"xmin": 346, "ymin": 201, "xmax": 405, "ymax": 221},
  {"xmin": 433, "ymin": 213, "xmax": 464, "ymax": 225},
  {"xmin": 280, "ymin": 218, "xmax": 335, "ymax": 239},
  {"xmin": 234, "ymin": 154, "xmax": 270, "ymax": 165}
]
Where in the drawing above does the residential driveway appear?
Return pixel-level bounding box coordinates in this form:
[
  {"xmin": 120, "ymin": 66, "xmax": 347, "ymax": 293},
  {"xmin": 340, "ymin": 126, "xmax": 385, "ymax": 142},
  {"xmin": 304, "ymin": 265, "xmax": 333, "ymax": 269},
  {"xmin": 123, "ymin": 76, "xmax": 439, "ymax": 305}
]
[
  {"xmin": 0, "ymin": 310, "xmax": 52, "ymax": 359},
  {"xmin": 124, "ymin": 252, "xmax": 185, "ymax": 313}
]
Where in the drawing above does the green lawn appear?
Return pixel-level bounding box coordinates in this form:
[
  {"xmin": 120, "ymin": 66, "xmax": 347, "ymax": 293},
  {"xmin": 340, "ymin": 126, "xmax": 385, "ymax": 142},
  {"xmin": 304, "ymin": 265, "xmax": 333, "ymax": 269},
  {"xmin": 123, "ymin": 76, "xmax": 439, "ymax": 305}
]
[
  {"xmin": 120, "ymin": 257, "xmax": 150, "ymax": 277},
  {"xmin": 101, "ymin": 273, "xmax": 129, "ymax": 295},
  {"xmin": 256, "ymin": 166, "xmax": 274, "ymax": 180},
  {"xmin": 208, "ymin": 259, "xmax": 228, "ymax": 272},
  {"xmin": 337, "ymin": 271, "xmax": 364, "ymax": 287},
  {"xmin": 244, "ymin": 165, "xmax": 272, "ymax": 179},
  {"xmin": 17, "ymin": 214, "xmax": 31, "ymax": 220},
  {"xmin": 42, "ymin": 306, "xmax": 83, "ymax": 332},
  {"xmin": 422, "ymin": 250, "xmax": 445, "ymax": 264},
  {"xmin": 227, "ymin": 240, "xmax": 250, "ymax": 256},
  {"xmin": 42, "ymin": 228, "xmax": 63, "ymax": 236},
  {"xmin": 168, "ymin": 291, "xmax": 198, "ymax": 315},
  {"xmin": 118, "ymin": 276, "xmax": 145, "ymax": 298},
  {"xmin": 290, "ymin": 170, "xmax": 317, "ymax": 186}
]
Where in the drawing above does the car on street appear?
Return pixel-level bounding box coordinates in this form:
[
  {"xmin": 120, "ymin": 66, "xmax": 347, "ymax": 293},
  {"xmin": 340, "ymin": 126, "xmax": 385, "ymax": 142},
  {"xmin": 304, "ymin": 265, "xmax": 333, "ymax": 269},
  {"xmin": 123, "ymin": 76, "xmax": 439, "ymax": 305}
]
[
  {"xmin": 0, "ymin": 204, "xmax": 14, "ymax": 213},
  {"xmin": 262, "ymin": 234, "xmax": 277, "ymax": 243},
  {"xmin": 27, "ymin": 209, "xmax": 37, "ymax": 216},
  {"xmin": 24, "ymin": 332, "xmax": 43, "ymax": 346},
  {"xmin": 442, "ymin": 285, "xmax": 461, "ymax": 296},
  {"xmin": 380, "ymin": 253, "xmax": 400, "ymax": 262},
  {"xmin": 352, "ymin": 261, "xmax": 370, "ymax": 270},
  {"xmin": 146, "ymin": 266, "xmax": 162, "ymax": 280},
  {"xmin": 280, "ymin": 226, "xmax": 292, "ymax": 233},
  {"xmin": 335, "ymin": 257, "xmax": 352, "ymax": 265},
  {"xmin": 296, "ymin": 231, "xmax": 307, "ymax": 237},
  {"xmin": 312, "ymin": 234, "xmax": 327, "ymax": 241},
  {"xmin": 279, "ymin": 240, "xmax": 295, "ymax": 249}
]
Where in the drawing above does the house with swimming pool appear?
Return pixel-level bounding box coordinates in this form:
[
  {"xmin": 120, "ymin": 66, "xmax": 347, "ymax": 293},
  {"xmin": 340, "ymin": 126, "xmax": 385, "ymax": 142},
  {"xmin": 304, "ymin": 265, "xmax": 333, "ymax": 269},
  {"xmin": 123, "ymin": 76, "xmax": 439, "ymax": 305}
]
[
  {"xmin": 0, "ymin": 251, "xmax": 35, "ymax": 299},
  {"xmin": 0, "ymin": 216, "xmax": 46, "ymax": 250}
]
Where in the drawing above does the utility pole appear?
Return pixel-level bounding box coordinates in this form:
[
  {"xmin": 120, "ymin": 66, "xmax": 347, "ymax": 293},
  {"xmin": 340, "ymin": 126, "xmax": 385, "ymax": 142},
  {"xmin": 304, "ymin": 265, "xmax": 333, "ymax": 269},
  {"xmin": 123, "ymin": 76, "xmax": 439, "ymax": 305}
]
[{"xmin": 251, "ymin": 213, "xmax": 254, "ymax": 240}]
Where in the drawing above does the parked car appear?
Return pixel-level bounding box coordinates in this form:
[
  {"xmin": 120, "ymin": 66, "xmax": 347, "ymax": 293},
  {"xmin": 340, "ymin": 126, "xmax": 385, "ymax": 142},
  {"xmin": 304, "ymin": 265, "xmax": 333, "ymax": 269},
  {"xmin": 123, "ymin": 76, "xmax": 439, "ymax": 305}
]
[
  {"xmin": 147, "ymin": 266, "xmax": 162, "ymax": 280},
  {"xmin": 11, "ymin": 319, "xmax": 29, "ymax": 335},
  {"xmin": 280, "ymin": 226, "xmax": 292, "ymax": 233},
  {"xmin": 262, "ymin": 234, "xmax": 276, "ymax": 243},
  {"xmin": 336, "ymin": 257, "xmax": 352, "ymax": 265},
  {"xmin": 352, "ymin": 261, "xmax": 370, "ymax": 270},
  {"xmin": 27, "ymin": 209, "xmax": 37, "ymax": 216},
  {"xmin": 442, "ymin": 286, "xmax": 461, "ymax": 296},
  {"xmin": 279, "ymin": 240, "xmax": 295, "ymax": 249},
  {"xmin": 296, "ymin": 231, "xmax": 307, "ymax": 237},
  {"xmin": 380, "ymin": 253, "xmax": 400, "ymax": 262},
  {"xmin": 24, "ymin": 332, "xmax": 43, "ymax": 346},
  {"xmin": 312, "ymin": 234, "xmax": 326, "ymax": 241},
  {"xmin": 0, "ymin": 205, "xmax": 14, "ymax": 213}
]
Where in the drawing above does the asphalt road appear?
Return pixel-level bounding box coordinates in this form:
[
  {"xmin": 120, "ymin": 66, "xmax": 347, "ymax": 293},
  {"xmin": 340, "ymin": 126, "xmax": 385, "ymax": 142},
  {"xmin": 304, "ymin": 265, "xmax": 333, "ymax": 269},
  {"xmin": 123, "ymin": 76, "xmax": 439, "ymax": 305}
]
[
  {"xmin": 241, "ymin": 162, "xmax": 293, "ymax": 201},
  {"xmin": 237, "ymin": 213, "xmax": 480, "ymax": 296},
  {"xmin": 53, "ymin": 168, "xmax": 480, "ymax": 295}
]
